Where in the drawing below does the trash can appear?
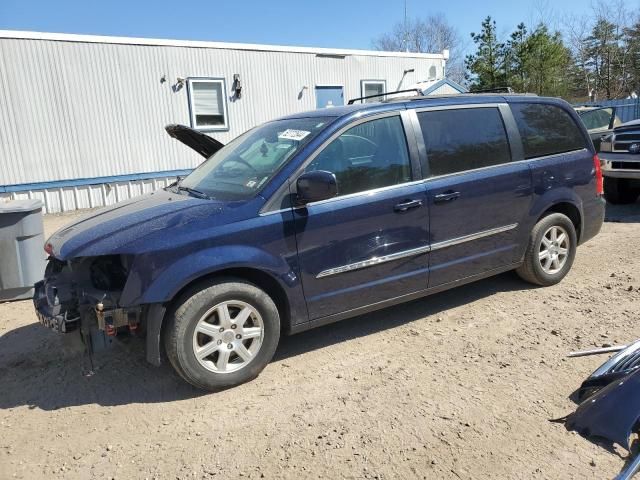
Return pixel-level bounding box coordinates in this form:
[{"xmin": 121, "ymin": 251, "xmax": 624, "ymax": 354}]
[{"xmin": 0, "ymin": 199, "xmax": 47, "ymax": 301}]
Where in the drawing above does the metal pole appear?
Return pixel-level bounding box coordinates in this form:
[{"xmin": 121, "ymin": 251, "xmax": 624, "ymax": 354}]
[{"xmin": 567, "ymin": 345, "xmax": 627, "ymax": 358}]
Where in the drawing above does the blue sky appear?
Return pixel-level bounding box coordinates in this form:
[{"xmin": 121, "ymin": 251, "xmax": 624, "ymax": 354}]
[{"xmin": 1, "ymin": 0, "xmax": 639, "ymax": 53}]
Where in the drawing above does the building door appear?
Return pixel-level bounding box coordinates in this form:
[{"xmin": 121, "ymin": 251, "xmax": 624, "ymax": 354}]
[{"xmin": 315, "ymin": 86, "xmax": 344, "ymax": 109}]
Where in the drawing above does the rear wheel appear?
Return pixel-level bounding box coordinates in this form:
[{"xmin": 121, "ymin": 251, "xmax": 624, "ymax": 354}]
[
  {"xmin": 164, "ymin": 278, "xmax": 280, "ymax": 391},
  {"xmin": 516, "ymin": 213, "xmax": 577, "ymax": 286},
  {"xmin": 604, "ymin": 178, "xmax": 640, "ymax": 204}
]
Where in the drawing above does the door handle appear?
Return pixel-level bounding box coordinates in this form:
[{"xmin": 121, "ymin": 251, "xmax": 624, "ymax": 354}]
[
  {"xmin": 394, "ymin": 199, "xmax": 423, "ymax": 212},
  {"xmin": 434, "ymin": 191, "xmax": 461, "ymax": 204}
]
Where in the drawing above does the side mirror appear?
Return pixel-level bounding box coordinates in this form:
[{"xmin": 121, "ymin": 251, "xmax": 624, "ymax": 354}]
[{"xmin": 296, "ymin": 170, "xmax": 338, "ymax": 205}]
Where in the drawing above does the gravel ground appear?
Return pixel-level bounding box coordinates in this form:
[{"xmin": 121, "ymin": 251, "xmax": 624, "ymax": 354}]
[{"xmin": 1, "ymin": 203, "xmax": 639, "ymax": 479}]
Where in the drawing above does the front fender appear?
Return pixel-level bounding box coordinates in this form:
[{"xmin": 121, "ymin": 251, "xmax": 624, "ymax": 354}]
[{"xmin": 119, "ymin": 245, "xmax": 302, "ymax": 308}]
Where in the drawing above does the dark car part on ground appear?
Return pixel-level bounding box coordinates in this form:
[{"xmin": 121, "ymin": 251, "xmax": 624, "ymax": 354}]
[
  {"xmin": 562, "ymin": 340, "xmax": 640, "ymax": 479},
  {"xmin": 576, "ymin": 340, "xmax": 640, "ymax": 402},
  {"xmin": 565, "ymin": 368, "xmax": 640, "ymax": 479}
]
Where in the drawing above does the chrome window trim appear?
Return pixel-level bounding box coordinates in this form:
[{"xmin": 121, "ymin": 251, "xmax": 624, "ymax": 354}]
[
  {"xmin": 315, "ymin": 223, "xmax": 518, "ymax": 278},
  {"xmin": 258, "ymin": 178, "xmax": 425, "ymax": 217},
  {"xmin": 296, "ymin": 179, "xmax": 424, "ymax": 209}
]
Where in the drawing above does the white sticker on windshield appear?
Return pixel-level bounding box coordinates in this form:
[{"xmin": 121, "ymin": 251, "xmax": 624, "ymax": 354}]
[{"xmin": 278, "ymin": 129, "xmax": 311, "ymax": 141}]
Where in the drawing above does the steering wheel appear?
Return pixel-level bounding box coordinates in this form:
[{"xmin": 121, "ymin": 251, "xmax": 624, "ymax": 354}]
[{"xmin": 223, "ymin": 155, "xmax": 257, "ymax": 172}]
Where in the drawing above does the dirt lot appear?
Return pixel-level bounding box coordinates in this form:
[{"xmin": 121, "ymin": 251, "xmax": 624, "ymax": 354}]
[{"xmin": 1, "ymin": 204, "xmax": 639, "ymax": 479}]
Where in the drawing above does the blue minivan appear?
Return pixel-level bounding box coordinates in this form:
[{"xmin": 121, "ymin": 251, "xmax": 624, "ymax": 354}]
[{"xmin": 35, "ymin": 94, "xmax": 605, "ymax": 390}]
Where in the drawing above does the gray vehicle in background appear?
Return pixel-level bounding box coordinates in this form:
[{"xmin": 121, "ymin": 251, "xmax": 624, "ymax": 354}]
[{"xmin": 599, "ymin": 119, "xmax": 640, "ymax": 204}]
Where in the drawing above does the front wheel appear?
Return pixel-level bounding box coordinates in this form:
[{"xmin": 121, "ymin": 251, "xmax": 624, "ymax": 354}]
[
  {"xmin": 516, "ymin": 213, "xmax": 577, "ymax": 286},
  {"xmin": 164, "ymin": 278, "xmax": 280, "ymax": 391}
]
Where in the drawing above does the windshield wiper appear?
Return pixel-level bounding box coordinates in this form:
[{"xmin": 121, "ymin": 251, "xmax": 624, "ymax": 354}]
[{"xmin": 177, "ymin": 185, "xmax": 212, "ymax": 200}]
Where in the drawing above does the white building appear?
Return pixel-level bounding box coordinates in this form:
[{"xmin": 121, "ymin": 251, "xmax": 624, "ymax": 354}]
[{"xmin": 0, "ymin": 30, "xmax": 453, "ymax": 213}]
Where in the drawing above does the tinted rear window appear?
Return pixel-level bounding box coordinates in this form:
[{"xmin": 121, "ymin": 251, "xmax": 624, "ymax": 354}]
[
  {"xmin": 417, "ymin": 108, "xmax": 512, "ymax": 177},
  {"xmin": 511, "ymin": 103, "xmax": 586, "ymax": 159}
]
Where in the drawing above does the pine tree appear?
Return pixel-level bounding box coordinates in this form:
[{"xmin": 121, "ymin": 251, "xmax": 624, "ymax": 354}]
[{"xmin": 465, "ymin": 17, "xmax": 506, "ymax": 91}]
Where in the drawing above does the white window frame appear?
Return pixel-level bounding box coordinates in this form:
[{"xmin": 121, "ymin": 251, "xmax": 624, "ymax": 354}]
[
  {"xmin": 186, "ymin": 77, "xmax": 229, "ymax": 131},
  {"xmin": 360, "ymin": 80, "xmax": 387, "ymax": 103}
]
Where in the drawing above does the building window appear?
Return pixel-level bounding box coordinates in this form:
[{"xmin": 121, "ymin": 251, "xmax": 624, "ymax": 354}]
[
  {"xmin": 360, "ymin": 80, "xmax": 386, "ymax": 103},
  {"xmin": 187, "ymin": 78, "xmax": 229, "ymax": 131}
]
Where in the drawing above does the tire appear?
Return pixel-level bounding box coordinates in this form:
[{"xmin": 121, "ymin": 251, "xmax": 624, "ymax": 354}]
[
  {"xmin": 164, "ymin": 277, "xmax": 280, "ymax": 391},
  {"xmin": 516, "ymin": 213, "xmax": 577, "ymax": 287},
  {"xmin": 604, "ymin": 178, "xmax": 640, "ymax": 204}
]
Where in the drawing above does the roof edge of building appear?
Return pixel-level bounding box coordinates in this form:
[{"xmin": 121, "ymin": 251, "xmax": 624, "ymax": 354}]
[{"xmin": 0, "ymin": 29, "xmax": 445, "ymax": 59}]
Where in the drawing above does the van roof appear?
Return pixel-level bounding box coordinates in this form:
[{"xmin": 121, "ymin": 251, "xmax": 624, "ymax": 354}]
[{"xmin": 279, "ymin": 94, "xmax": 565, "ymax": 121}]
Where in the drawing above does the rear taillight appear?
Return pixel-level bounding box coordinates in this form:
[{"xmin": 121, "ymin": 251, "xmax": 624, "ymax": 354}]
[{"xmin": 593, "ymin": 154, "xmax": 604, "ymax": 196}]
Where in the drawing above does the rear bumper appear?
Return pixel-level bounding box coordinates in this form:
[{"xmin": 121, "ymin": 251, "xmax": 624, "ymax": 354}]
[
  {"xmin": 33, "ymin": 280, "xmax": 80, "ymax": 333},
  {"xmin": 580, "ymin": 196, "xmax": 606, "ymax": 245}
]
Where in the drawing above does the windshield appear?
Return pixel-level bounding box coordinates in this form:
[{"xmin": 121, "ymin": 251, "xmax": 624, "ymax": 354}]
[
  {"xmin": 579, "ymin": 108, "xmax": 614, "ymax": 131},
  {"xmin": 177, "ymin": 117, "xmax": 334, "ymax": 200}
]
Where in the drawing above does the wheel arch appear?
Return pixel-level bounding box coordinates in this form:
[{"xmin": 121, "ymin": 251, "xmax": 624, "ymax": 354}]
[
  {"xmin": 538, "ymin": 202, "xmax": 583, "ymax": 242},
  {"xmin": 145, "ymin": 266, "xmax": 295, "ymax": 367},
  {"xmin": 167, "ymin": 267, "xmax": 292, "ymax": 333}
]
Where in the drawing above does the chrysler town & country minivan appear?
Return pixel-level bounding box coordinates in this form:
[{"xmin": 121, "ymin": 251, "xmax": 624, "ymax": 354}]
[{"xmin": 34, "ymin": 94, "xmax": 605, "ymax": 390}]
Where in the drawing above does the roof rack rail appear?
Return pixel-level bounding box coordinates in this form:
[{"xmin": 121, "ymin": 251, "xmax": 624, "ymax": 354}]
[
  {"xmin": 347, "ymin": 88, "xmax": 424, "ymax": 105},
  {"xmin": 470, "ymin": 87, "xmax": 514, "ymax": 94}
]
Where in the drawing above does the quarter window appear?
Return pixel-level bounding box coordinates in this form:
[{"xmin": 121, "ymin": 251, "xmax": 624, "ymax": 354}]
[
  {"xmin": 305, "ymin": 115, "xmax": 412, "ymax": 196},
  {"xmin": 187, "ymin": 78, "xmax": 229, "ymax": 131},
  {"xmin": 361, "ymin": 80, "xmax": 387, "ymax": 103},
  {"xmin": 417, "ymin": 108, "xmax": 512, "ymax": 177},
  {"xmin": 511, "ymin": 103, "xmax": 586, "ymax": 159}
]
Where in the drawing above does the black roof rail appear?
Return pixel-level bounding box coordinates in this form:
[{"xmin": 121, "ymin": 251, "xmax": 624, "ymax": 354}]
[{"xmin": 347, "ymin": 88, "xmax": 424, "ymax": 105}]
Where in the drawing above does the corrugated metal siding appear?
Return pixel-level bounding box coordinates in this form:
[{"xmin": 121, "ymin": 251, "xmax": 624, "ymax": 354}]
[
  {"xmin": 0, "ymin": 176, "xmax": 176, "ymax": 214},
  {"xmin": 0, "ymin": 37, "xmax": 442, "ymax": 188}
]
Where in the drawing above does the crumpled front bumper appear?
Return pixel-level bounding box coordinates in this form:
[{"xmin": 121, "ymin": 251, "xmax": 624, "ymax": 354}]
[{"xmin": 33, "ymin": 280, "xmax": 80, "ymax": 333}]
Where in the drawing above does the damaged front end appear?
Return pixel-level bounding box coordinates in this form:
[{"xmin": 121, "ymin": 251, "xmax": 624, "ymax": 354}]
[{"xmin": 34, "ymin": 255, "xmax": 143, "ymax": 341}]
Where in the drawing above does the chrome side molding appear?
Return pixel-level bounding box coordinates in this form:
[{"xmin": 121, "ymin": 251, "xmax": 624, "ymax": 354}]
[
  {"xmin": 315, "ymin": 223, "xmax": 518, "ymax": 279},
  {"xmin": 430, "ymin": 223, "xmax": 518, "ymax": 252},
  {"xmin": 316, "ymin": 245, "xmax": 431, "ymax": 278}
]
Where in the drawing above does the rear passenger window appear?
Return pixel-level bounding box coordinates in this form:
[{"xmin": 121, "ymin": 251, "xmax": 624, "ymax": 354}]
[
  {"xmin": 511, "ymin": 103, "xmax": 586, "ymax": 159},
  {"xmin": 305, "ymin": 115, "xmax": 412, "ymax": 196},
  {"xmin": 417, "ymin": 108, "xmax": 511, "ymax": 177}
]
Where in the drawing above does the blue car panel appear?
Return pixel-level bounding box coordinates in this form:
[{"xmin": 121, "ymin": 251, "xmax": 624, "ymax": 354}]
[
  {"xmin": 293, "ymin": 181, "xmax": 429, "ymax": 319},
  {"xmin": 425, "ymin": 162, "xmax": 532, "ymax": 287}
]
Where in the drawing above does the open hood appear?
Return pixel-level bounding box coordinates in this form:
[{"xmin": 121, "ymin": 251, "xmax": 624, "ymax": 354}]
[{"xmin": 165, "ymin": 124, "xmax": 225, "ymax": 158}]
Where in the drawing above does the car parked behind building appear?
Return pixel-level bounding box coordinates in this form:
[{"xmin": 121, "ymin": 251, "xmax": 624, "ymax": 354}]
[{"xmin": 34, "ymin": 93, "xmax": 605, "ymax": 391}]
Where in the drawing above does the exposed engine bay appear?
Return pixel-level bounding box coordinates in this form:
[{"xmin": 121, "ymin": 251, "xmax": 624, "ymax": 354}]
[{"xmin": 33, "ymin": 255, "xmax": 143, "ymax": 340}]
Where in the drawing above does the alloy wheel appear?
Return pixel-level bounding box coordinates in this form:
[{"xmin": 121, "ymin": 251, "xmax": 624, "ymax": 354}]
[
  {"xmin": 538, "ymin": 225, "xmax": 570, "ymax": 275},
  {"xmin": 192, "ymin": 300, "xmax": 264, "ymax": 374}
]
